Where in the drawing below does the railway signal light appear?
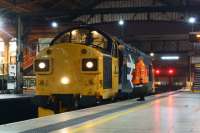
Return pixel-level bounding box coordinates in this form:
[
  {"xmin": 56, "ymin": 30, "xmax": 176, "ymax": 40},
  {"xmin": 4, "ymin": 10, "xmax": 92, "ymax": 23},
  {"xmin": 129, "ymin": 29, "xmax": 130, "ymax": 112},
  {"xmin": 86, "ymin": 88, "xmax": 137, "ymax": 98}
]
[
  {"xmin": 168, "ymin": 69, "xmax": 175, "ymax": 75},
  {"xmin": 155, "ymin": 69, "xmax": 160, "ymax": 75},
  {"xmin": 155, "ymin": 68, "xmax": 176, "ymax": 76}
]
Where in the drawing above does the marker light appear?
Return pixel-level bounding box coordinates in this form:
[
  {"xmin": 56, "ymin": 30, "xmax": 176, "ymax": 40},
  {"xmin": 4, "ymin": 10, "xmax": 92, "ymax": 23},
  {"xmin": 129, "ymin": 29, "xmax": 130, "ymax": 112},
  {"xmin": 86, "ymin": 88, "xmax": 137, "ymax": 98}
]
[
  {"xmin": 86, "ymin": 61, "xmax": 94, "ymax": 69},
  {"xmin": 161, "ymin": 56, "xmax": 179, "ymax": 60},
  {"xmin": 38, "ymin": 62, "xmax": 46, "ymax": 69},
  {"xmin": 61, "ymin": 77, "xmax": 70, "ymax": 85}
]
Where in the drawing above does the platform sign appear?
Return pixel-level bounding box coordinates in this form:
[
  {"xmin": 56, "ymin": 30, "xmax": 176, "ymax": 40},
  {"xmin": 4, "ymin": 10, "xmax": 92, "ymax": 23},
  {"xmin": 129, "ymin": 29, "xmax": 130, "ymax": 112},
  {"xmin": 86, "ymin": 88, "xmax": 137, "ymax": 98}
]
[{"xmin": 9, "ymin": 65, "xmax": 16, "ymax": 76}]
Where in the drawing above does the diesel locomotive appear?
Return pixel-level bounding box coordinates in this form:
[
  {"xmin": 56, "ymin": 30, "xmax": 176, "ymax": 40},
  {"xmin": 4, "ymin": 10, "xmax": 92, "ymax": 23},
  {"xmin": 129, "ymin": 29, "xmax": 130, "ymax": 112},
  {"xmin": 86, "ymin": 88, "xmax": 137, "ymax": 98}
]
[{"xmin": 33, "ymin": 26, "xmax": 154, "ymax": 117}]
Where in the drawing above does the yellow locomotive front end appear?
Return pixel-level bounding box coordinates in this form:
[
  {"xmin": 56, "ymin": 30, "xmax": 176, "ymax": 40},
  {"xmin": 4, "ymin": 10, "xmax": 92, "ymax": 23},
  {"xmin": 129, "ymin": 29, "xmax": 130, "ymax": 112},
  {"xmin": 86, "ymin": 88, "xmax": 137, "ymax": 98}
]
[
  {"xmin": 35, "ymin": 44, "xmax": 102, "ymax": 97},
  {"xmin": 34, "ymin": 27, "xmax": 119, "ymax": 116}
]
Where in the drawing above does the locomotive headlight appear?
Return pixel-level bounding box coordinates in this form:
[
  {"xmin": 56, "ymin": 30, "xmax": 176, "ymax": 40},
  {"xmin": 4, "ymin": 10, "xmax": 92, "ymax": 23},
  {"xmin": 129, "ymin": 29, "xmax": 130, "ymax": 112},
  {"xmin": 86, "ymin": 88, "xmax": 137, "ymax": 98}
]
[
  {"xmin": 82, "ymin": 58, "xmax": 98, "ymax": 71},
  {"xmin": 34, "ymin": 59, "xmax": 50, "ymax": 73},
  {"xmin": 61, "ymin": 77, "xmax": 70, "ymax": 85},
  {"xmin": 38, "ymin": 62, "xmax": 46, "ymax": 69},
  {"xmin": 86, "ymin": 61, "xmax": 94, "ymax": 69}
]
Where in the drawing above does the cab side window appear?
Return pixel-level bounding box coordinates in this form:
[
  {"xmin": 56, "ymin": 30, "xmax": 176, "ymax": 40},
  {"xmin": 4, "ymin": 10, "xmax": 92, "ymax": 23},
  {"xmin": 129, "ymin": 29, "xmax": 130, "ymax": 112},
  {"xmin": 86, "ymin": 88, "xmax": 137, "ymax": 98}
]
[{"xmin": 111, "ymin": 41, "xmax": 119, "ymax": 58}]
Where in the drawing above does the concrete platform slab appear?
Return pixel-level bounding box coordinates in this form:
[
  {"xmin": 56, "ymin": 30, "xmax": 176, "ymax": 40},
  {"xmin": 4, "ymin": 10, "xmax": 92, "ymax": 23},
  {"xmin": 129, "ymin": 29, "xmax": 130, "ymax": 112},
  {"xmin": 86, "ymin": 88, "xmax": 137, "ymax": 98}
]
[{"xmin": 2, "ymin": 91, "xmax": 200, "ymax": 133}]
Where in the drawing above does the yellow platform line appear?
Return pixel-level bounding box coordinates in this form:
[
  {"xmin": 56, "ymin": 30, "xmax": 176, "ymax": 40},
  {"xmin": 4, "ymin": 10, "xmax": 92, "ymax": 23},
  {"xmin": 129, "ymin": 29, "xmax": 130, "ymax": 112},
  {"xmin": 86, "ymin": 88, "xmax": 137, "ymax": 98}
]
[{"xmin": 57, "ymin": 101, "xmax": 154, "ymax": 133}]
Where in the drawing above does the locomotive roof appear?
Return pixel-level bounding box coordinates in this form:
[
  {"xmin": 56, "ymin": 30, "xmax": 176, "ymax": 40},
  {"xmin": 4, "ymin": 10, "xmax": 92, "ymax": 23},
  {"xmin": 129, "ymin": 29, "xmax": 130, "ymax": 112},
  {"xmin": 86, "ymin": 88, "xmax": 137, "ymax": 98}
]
[
  {"xmin": 50, "ymin": 25, "xmax": 150, "ymax": 59},
  {"xmin": 50, "ymin": 25, "xmax": 112, "ymax": 46}
]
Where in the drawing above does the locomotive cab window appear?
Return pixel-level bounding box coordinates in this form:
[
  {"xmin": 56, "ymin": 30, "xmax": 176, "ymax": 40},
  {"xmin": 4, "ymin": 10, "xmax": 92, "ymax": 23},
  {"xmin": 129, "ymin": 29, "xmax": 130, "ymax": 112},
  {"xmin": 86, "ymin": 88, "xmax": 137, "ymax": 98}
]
[
  {"xmin": 52, "ymin": 28, "xmax": 110, "ymax": 53},
  {"xmin": 111, "ymin": 41, "xmax": 117, "ymax": 58},
  {"xmin": 112, "ymin": 41, "xmax": 120, "ymax": 58}
]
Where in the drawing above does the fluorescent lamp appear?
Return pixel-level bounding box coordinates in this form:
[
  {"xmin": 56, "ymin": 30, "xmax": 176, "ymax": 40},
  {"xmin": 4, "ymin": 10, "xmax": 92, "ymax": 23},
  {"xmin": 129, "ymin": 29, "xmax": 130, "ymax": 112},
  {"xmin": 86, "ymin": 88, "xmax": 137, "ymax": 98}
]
[{"xmin": 161, "ymin": 56, "xmax": 179, "ymax": 60}]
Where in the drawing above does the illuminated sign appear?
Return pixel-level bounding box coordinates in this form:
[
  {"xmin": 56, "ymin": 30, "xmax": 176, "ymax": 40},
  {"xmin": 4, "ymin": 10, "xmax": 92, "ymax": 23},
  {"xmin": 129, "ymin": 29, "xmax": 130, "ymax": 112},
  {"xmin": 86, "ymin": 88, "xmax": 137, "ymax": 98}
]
[{"xmin": 161, "ymin": 56, "xmax": 179, "ymax": 60}]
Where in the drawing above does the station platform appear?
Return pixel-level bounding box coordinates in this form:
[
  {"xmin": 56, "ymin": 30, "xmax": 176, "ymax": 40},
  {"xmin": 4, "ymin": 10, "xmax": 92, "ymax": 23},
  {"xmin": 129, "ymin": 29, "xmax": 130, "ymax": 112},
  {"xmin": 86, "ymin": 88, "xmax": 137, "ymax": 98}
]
[
  {"xmin": 0, "ymin": 90, "xmax": 199, "ymax": 133},
  {"xmin": 0, "ymin": 94, "xmax": 36, "ymax": 125},
  {"xmin": 0, "ymin": 94, "xmax": 33, "ymax": 100}
]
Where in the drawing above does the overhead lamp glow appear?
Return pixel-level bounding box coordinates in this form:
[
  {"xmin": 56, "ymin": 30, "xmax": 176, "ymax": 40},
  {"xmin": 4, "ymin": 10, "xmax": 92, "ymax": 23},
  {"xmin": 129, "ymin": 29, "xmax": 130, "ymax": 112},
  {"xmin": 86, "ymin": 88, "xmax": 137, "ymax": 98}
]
[
  {"xmin": 150, "ymin": 52, "xmax": 154, "ymax": 57},
  {"xmin": 118, "ymin": 20, "xmax": 124, "ymax": 26},
  {"xmin": 38, "ymin": 62, "xmax": 46, "ymax": 69},
  {"xmin": 86, "ymin": 61, "xmax": 94, "ymax": 69},
  {"xmin": 188, "ymin": 17, "xmax": 196, "ymax": 24},
  {"xmin": 161, "ymin": 56, "xmax": 180, "ymax": 60},
  {"xmin": 196, "ymin": 34, "xmax": 200, "ymax": 38},
  {"xmin": 51, "ymin": 21, "xmax": 58, "ymax": 28},
  {"xmin": 61, "ymin": 77, "xmax": 70, "ymax": 85},
  {"xmin": 71, "ymin": 30, "xmax": 77, "ymax": 35},
  {"xmin": 91, "ymin": 31, "xmax": 99, "ymax": 37}
]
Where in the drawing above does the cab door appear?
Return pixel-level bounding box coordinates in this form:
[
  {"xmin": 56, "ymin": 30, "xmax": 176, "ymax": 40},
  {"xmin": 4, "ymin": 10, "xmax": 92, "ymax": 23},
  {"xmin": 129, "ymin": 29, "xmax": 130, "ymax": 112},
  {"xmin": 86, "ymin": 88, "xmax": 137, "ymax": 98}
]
[
  {"xmin": 102, "ymin": 40, "xmax": 119, "ymax": 99},
  {"xmin": 111, "ymin": 41, "xmax": 119, "ymax": 96}
]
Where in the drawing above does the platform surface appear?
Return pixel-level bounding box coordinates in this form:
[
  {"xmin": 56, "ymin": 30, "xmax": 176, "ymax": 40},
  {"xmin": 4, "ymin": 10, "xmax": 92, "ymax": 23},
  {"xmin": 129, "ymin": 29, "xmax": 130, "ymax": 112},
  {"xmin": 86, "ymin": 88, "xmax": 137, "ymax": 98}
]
[{"xmin": 1, "ymin": 91, "xmax": 200, "ymax": 133}]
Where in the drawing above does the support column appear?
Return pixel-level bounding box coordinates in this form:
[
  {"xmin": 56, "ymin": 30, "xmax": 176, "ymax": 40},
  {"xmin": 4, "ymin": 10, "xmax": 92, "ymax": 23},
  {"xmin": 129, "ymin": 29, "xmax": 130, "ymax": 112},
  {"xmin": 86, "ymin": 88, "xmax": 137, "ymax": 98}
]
[{"xmin": 16, "ymin": 15, "xmax": 23, "ymax": 93}]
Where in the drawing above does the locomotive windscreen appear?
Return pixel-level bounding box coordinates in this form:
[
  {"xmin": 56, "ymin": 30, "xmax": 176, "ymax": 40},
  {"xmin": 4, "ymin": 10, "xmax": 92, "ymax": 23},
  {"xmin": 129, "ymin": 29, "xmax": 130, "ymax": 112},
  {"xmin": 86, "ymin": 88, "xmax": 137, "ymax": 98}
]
[{"xmin": 52, "ymin": 28, "xmax": 108, "ymax": 50}]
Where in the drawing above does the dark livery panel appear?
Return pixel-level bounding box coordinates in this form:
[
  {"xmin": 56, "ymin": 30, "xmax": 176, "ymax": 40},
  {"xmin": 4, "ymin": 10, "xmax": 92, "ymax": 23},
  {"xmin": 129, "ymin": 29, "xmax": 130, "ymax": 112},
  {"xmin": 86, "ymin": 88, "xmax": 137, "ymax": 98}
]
[{"xmin": 119, "ymin": 42, "xmax": 154, "ymax": 96}]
